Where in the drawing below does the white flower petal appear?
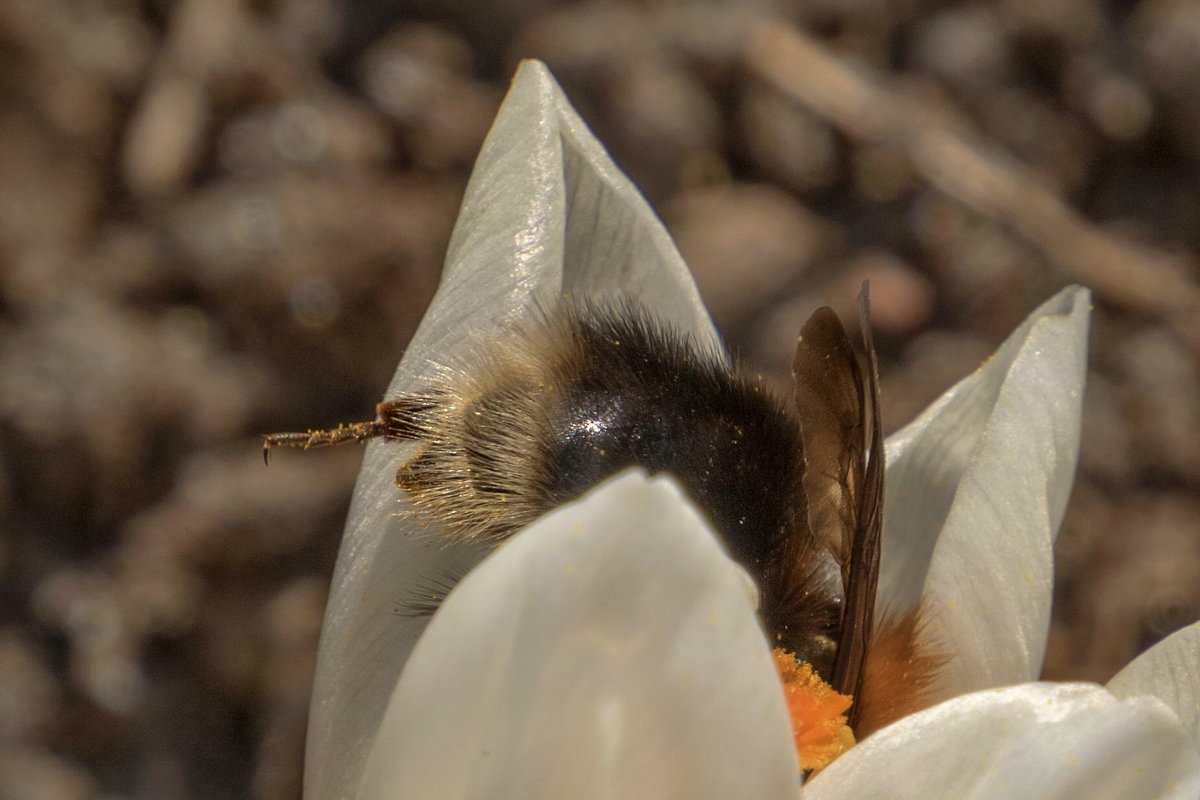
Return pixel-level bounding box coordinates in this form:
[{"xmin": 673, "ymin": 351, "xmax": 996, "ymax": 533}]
[
  {"xmin": 305, "ymin": 61, "xmax": 720, "ymax": 800},
  {"xmin": 357, "ymin": 470, "xmax": 799, "ymax": 800},
  {"xmin": 435, "ymin": 60, "xmax": 719, "ymax": 344},
  {"xmin": 806, "ymin": 683, "xmax": 1200, "ymax": 800},
  {"xmin": 879, "ymin": 287, "xmax": 1090, "ymax": 699},
  {"xmin": 1108, "ymin": 620, "xmax": 1200, "ymax": 752}
]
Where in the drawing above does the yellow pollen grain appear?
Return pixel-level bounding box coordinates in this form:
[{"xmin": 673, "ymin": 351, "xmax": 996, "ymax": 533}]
[{"xmin": 772, "ymin": 648, "xmax": 856, "ymax": 773}]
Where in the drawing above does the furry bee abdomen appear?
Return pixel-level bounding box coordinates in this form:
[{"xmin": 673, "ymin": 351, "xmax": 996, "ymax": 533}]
[
  {"xmin": 390, "ymin": 306, "xmax": 841, "ymax": 672},
  {"xmin": 535, "ymin": 314, "xmax": 804, "ymax": 579}
]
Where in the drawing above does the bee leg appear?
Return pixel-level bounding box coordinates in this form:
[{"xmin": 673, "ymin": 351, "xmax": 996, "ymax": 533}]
[
  {"xmin": 261, "ymin": 420, "xmax": 388, "ymax": 464},
  {"xmin": 262, "ymin": 396, "xmax": 437, "ymax": 464}
]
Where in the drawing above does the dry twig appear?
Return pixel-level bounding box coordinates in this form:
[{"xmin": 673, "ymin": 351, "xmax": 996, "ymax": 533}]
[{"xmin": 746, "ymin": 18, "xmax": 1200, "ymax": 352}]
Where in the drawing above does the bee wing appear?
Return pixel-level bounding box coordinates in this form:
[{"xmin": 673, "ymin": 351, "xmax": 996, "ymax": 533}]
[
  {"xmin": 792, "ymin": 307, "xmax": 865, "ymax": 566},
  {"xmin": 792, "ymin": 285, "xmax": 884, "ymax": 715}
]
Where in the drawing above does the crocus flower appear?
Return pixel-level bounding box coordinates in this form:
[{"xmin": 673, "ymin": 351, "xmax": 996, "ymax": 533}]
[{"xmin": 303, "ymin": 61, "xmax": 1200, "ymax": 799}]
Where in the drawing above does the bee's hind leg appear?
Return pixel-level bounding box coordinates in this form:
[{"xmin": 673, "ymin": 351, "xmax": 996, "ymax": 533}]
[{"xmin": 262, "ymin": 396, "xmax": 437, "ymax": 464}]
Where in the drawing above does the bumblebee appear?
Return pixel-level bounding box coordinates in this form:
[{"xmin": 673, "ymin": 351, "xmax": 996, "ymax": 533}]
[{"xmin": 267, "ymin": 287, "xmax": 938, "ymax": 735}]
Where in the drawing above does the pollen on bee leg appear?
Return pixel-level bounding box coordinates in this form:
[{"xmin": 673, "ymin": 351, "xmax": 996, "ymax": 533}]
[
  {"xmin": 772, "ymin": 648, "xmax": 855, "ymax": 773},
  {"xmin": 261, "ymin": 419, "xmax": 389, "ymax": 463}
]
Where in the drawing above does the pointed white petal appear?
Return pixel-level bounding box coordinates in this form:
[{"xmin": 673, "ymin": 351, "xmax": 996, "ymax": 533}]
[
  {"xmin": 878, "ymin": 287, "xmax": 1090, "ymax": 698},
  {"xmin": 806, "ymin": 683, "xmax": 1200, "ymax": 800},
  {"xmin": 1108, "ymin": 620, "xmax": 1200, "ymax": 752},
  {"xmin": 407, "ymin": 59, "xmax": 719, "ymax": 362},
  {"xmin": 357, "ymin": 470, "xmax": 799, "ymax": 800},
  {"xmin": 305, "ymin": 61, "xmax": 719, "ymax": 800}
]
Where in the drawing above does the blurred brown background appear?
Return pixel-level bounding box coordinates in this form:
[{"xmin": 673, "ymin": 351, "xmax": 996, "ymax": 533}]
[{"xmin": 1, "ymin": 1, "xmax": 1198, "ymax": 798}]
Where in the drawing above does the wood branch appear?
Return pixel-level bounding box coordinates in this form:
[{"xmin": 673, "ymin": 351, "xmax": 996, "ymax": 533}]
[{"xmin": 746, "ymin": 18, "xmax": 1200, "ymax": 352}]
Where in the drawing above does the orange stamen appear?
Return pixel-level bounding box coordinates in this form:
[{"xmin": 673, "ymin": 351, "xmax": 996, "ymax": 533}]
[{"xmin": 773, "ymin": 648, "xmax": 856, "ymax": 772}]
